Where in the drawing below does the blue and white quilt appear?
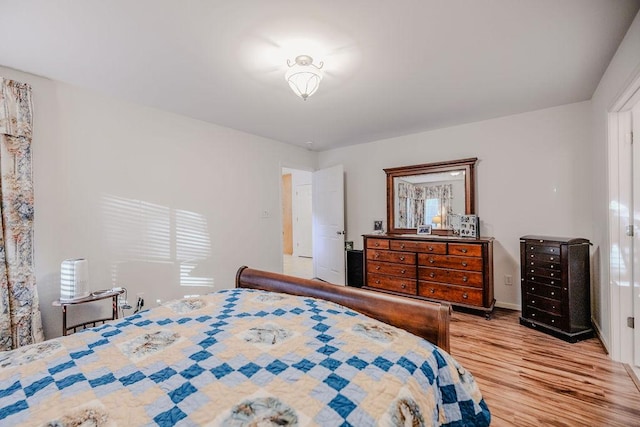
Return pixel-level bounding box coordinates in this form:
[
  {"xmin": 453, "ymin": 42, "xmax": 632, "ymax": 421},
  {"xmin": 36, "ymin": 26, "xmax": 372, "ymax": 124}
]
[{"xmin": 0, "ymin": 288, "xmax": 490, "ymax": 426}]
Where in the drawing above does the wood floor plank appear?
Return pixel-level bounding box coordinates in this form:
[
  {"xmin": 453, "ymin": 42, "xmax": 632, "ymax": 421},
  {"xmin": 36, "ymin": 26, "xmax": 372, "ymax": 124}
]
[{"xmin": 449, "ymin": 308, "xmax": 640, "ymax": 426}]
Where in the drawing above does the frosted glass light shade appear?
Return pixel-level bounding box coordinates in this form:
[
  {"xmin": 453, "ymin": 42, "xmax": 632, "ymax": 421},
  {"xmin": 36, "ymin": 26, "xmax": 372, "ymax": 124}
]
[{"xmin": 285, "ymin": 55, "xmax": 323, "ymax": 100}]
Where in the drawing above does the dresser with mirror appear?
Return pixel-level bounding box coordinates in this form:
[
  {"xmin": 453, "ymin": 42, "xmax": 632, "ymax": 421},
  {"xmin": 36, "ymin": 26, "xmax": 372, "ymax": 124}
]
[{"xmin": 363, "ymin": 157, "xmax": 495, "ymax": 317}]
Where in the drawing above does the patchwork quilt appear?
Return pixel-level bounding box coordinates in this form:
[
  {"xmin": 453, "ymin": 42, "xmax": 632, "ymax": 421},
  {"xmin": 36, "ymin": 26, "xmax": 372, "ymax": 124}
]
[{"xmin": 0, "ymin": 288, "xmax": 490, "ymax": 426}]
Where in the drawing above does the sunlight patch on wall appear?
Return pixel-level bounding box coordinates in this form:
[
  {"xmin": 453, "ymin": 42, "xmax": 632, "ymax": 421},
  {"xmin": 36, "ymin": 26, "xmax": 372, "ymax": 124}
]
[{"xmin": 102, "ymin": 194, "xmax": 214, "ymax": 287}]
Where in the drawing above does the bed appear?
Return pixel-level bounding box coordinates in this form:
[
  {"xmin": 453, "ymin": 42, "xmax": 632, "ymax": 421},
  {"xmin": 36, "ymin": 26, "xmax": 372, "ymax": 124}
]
[{"xmin": 0, "ymin": 266, "xmax": 490, "ymax": 426}]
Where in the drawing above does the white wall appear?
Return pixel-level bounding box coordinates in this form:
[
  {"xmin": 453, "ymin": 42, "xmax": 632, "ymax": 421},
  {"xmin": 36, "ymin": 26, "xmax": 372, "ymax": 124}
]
[
  {"xmin": 318, "ymin": 101, "xmax": 593, "ymax": 309},
  {"xmin": 590, "ymin": 11, "xmax": 640, "ymax": 357},
  {"xmin": 0, "ymin": 66, "xmax": 315, "ymax": 340}
]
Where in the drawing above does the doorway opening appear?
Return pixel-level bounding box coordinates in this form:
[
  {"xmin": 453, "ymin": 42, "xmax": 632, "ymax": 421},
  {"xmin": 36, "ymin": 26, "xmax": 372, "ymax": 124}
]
[{"xmin": 282, "ymin": 168, "xmax": 313, "ymax": 280}]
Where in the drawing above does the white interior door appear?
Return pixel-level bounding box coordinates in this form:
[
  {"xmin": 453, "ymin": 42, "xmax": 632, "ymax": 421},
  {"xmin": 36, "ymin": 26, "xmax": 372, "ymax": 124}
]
[
  {"xmin": 295, "ymin": 184, "xmax": 312, "ymax": 257},
  {"xmin": 312, "ymin": 165, "xmax": 345, "ymax": 284},
  {"xmin": 633, "ymin": 103, "xmax": 640, "ymax": 369}
]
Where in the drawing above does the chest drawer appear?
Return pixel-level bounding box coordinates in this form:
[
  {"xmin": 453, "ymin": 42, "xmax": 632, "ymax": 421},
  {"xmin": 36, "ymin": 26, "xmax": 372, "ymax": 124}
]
[
  {"xmin": 418, "ymin": 282, "xmax": 483, "ymax": 306},
  {"xmin": 367, "ymin": 250, "xmax": 415, "ymax": 265},
  {"xmin": 367, "ymin": 273, "xmax": 416, "ymax": 295},
  {"xmin": 419, "ymin": 267, "xmax": 483, "ymax": 287},
  {"xmin": 526, "ymin": 244, "xmax": 561, "ymax": 256},
  {"xmin": 448, "ymin": 243, "xmax": 482, "ymax": 257},
  {"xmin": 390, "ymin": 240, "xmax": 447, "ymax": 254},
  {"xmin": 367, "ymin": 238, "xmax": 390, "ymax": 250},
  {"xmin": 418, "ymin": 254, "xmax": 483, "ymax": 271},
  {"xmin": 525, "ymin": 282, "xmax": 562, "ymax": 300},
  {"xmin": 523, "ymin": 306, "xmax": 562, "ymax": 328},
  {"xmin": 367, "ymin": 261, "xmax": 416, "ymax": 279},
  {"xmin": 526, "ymin": 266, "xmax": 561, "ymax": 280},
  {"xmin": 524, "ymin": 293, "xmax": 562, "ymax": 315}
]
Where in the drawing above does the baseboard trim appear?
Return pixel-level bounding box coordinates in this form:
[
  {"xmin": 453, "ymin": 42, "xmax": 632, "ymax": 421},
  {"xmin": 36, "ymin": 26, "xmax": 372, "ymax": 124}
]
[
  {"xmin": 495, "ymin": 301, "xmax": 520, "ymax": 311},
  {"xmin": 591, "ymin": 318, "xmax": 610, "ymax": 354},
  {"xmin": 623, "ymin": 363, "xmax": 640, "ymax": 393}
]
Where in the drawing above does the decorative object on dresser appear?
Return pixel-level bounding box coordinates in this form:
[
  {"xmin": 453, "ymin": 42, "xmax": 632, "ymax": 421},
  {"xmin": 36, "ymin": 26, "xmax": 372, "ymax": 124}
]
[
  {"xmin": 519, "ymin": 235, "xmax": 593, "ymax": 342},
  {"xmin": 363, "ymin": 234, "xmax": 495, "ymax": 318}
]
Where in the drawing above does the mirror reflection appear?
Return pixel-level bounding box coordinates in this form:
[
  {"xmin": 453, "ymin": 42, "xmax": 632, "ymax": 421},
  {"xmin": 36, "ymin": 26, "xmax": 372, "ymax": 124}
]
[
  {"xmin": 385, "ymin": 157, "xmax": 476, "ymax": 235},
  {"xmin": 394, "ymin": 170, "xmax": 466, "ymax": 229}
]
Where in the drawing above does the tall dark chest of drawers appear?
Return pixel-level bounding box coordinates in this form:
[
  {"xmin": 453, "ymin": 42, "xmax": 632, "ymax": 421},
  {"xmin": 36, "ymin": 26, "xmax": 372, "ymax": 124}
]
[{"xmin": 519, "ymin": 235, "xmax": 593, "ymax": 342}]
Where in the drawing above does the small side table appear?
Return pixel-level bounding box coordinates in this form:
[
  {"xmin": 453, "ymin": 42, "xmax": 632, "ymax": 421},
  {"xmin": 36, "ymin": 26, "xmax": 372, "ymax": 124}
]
[{"xmin": 52, "ymin": 289, "xmax": 124, "ymax": 336}]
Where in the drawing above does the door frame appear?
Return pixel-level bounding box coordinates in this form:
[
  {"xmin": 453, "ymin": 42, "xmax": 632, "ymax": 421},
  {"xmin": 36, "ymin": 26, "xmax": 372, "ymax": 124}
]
[
  {"xmin": 608, "ymin": 70, "xmax": 640, "ymax": 367},
  {"xmin": 280, "ymin": 165, "xmax": 314, "ymax": 273}
]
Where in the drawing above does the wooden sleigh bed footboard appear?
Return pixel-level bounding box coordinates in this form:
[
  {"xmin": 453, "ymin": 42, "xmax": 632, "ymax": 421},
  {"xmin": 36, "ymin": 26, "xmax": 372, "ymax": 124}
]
[{"xmin": 235, "ymin": 266, "xmax": 451, "ymax": 352}]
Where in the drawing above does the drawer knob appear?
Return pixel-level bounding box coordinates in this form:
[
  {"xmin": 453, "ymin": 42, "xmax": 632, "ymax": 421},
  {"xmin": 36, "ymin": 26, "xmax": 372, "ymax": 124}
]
[
  {"xmin": 429, "ymin": 272, "xmax": 435, "ymax": 278},
  {"xmin": 530, "ymin": 269, "xmax": 534, "ymax": 273},
  {"xmin": 428, "ymin": 246, "xmax": 433, "ymax": 251},
  {"xmin": 551, "ymin": 280, "xmax": 555, "ymax": 285},
  {"xmin": 550, "ymin": 257, "xmax": 554, "ymax": 261},
  {"xmin": 550, "ymin": 265, "xmax": 554, "ymax": 269},
  {"xmin": 551, "ymin": 292, "xmax": 555, "ymax": 296},
  {"xmin": 375, "ymin": 242, "xmax": 380, "ymax": 247},
  {"xmin": 401, "ymin": 284, "xmax": 406, "ymax": 289},
  {"xmin": 375, "ymin": 254, "xmax": 380, "ymax": 259},
  {"xmin": 550, "ymin": 273, "xmax": 554, "ymax": 277},
  {"xmin": 531, "ymin": 287, "xmax": 535, "ymax": 291},
  {"xmin": 375, "ymin": 266, "xmax": 380, "ymax": 270},
  {"xmin": 461, "ymin": 262, "xmax": 468, "ymax": 267},
  {"xmin": 551, "ymin": 319, "xmax": 555, "ymax": 323},
  {"xmin": 400, "ymin": 243, "xmax": 405, "ymax": 249},
  {"xmin": 399, "ymin": 256, "xmax": 405, "ymax": 261},
  {"xmin": 462, "ymin": 293, "xmax": 468, "ymax": 299},
  {"xmin": 400, "ymin": 269, "xmax": 406, "ymax": 274},
  {"xmin": 461, "ymin": 248, "xmax": 468, "ymax": 253},
  {"xmin": 429, "ymin": 288, "xmax": 435, "ymax": 294},
  {"xmin": 532, "ymin": 313, "xmax": 536, "ymax": 317},
  {"xmin": 530, "ymin": 254, "xmax": 534, "ymax": 258},
  {"xmin": 375, "ymin": 280, "xmax": 380, "ymax": 284},
  {"xmin": 463, "ymin": 276, "xmax": 468, "ymax": 282},
  {"xmin": 530, "ymin": 262, "xmax": 534, "ymax": 265},
  {"xmin": 531, "ymin": 300, "xmax": 536, "ymax": 304},
  {"xmin": 552, "ymin": 305, "xmax": 556, "ymax": 309},
  {"xmin": 429, "ymin": 258, "xmax": 435, "ymax": 264}
]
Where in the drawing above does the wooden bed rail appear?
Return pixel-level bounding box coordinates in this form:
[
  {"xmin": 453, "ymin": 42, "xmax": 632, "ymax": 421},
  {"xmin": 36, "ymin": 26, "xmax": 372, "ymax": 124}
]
[{"xmin": 236, "ymin": 266, "xmax": 451, "ymax": 352}]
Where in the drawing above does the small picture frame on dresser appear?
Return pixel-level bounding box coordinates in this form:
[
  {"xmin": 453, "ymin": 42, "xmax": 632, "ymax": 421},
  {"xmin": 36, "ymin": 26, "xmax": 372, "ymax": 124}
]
[
  {"xmin": 459, "ymin": 215, "xmax": 479, "ymax": 238},
  {"xmin": 417, "ymin": 224, "xmax": 432, "ymax": 235}
]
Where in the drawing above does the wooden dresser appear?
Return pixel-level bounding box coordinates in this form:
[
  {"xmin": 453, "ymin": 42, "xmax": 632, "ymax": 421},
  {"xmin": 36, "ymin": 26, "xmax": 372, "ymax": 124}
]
[
  {"xmin": 519, "ymin": 235, "xmax": 593, "ymax": 342},
  {"xmin": 363, "ymin": 234, "xmax": 495, "ymax": 317}
]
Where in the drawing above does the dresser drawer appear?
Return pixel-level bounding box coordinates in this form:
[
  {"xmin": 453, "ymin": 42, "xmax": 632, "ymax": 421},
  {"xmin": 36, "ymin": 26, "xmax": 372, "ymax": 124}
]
[
  {"xmin": 367, "ymin": 238, "xmax": 390, "ymax": 250},
  {"xmin": 419, "ymin": 267, "xmax": 483, "ymax": 287},
  {"xmin": 525, "ymin": 266, "xmax": 561, "ymax": 280},
  {"xmin": 390, "ymin": 240, "xmax": 446, "ymax": 254},
  {"xmin": 523, "ymin": 306, "xmax": 562, "ymax": 328},
  {"xmin": 524, "ymin": 293, "xmax": 561, "ymax": 315},
  {"xmin": 418, "ymin": 282, "xmax": 483, "ymax": 306},
  {"xmin": 525, "ymin": 282, "xmax": 562, "ymax": 299},
  {"xmin": 526, "ymin": 244, "xmax": 561, "ymax": 256},
  {"xmin": 526, "ymin": 252, "xmax": 560, "ymax": 264},
  {"xmin": 367, "ymin": 250, "xmax": 415, "ymax": 265},
  {"xmin": 367, "ymin": 273, "xmax": 416, "ymax": 295},
  {"xmin": 418, "ymin": 254, "xmax": 483, "ymax": 271},
  {"xmin": 367, "ymin": 261, "xmax": 416, "ymax": 279},
  {"xmin": 525, "ymin": 257, "xmax": 561, "ymax": 270},
  {"xmin": 448, "ymin": 243, "xmax": 482, "ymax": 257}
]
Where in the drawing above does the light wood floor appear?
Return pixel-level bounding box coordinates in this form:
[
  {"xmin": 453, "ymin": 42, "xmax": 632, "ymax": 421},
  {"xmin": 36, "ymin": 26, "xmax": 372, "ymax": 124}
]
[{"xmin": 449, "ymin": 308, "xmax": 640, "ymax": 426}]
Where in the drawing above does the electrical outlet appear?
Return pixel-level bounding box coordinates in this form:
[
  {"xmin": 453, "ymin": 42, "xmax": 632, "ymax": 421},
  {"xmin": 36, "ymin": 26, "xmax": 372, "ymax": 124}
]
[{"xmin": 505, "ymin": 274, "xmax": 513, "ymax": 286}]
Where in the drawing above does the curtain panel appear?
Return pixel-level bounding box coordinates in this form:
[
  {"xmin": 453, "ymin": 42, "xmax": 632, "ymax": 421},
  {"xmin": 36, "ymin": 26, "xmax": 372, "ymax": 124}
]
[{"xmin": 0, "ymin": 78, "xmax": 44, "ymax": 350}]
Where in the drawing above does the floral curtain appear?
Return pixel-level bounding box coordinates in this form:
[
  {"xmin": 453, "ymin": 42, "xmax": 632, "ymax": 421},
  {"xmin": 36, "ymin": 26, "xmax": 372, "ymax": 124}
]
[
  {"xmin": 0, "ymin": 78, "xmax": 43, "ymax": 350},
  {"xmin": 398, "ymin": 181, "xmax": 453, "ymax": 228},
  {"xmin": 424, "ymin": 184, "xmax": 453, "ymax": 228}
]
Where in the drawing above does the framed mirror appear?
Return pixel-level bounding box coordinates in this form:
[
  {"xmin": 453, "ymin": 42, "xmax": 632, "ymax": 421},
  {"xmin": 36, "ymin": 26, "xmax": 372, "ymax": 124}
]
[{"xmin": 385, "ymin": 157, "xmax": 477, "ymax": 235}]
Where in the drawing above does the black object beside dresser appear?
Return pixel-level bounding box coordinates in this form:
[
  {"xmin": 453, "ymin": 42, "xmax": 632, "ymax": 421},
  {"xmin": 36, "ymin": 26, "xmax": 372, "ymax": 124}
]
[{"xmin": 519, "ymin": 235, "xmax": 593, "ymax": 342}]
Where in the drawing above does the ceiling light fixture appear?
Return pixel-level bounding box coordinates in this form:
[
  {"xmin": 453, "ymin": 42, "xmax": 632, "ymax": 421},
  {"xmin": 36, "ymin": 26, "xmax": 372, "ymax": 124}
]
[{"xmin": 285, "ymin": 55, "xmax": 324, "ymax": 100}]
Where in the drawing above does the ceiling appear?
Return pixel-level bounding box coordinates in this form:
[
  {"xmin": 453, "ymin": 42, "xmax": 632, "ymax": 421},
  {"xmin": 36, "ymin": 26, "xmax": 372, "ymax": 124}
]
[{"xmin": 1, "ymin": 1, "xmax": 639, "ymax": 151}]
